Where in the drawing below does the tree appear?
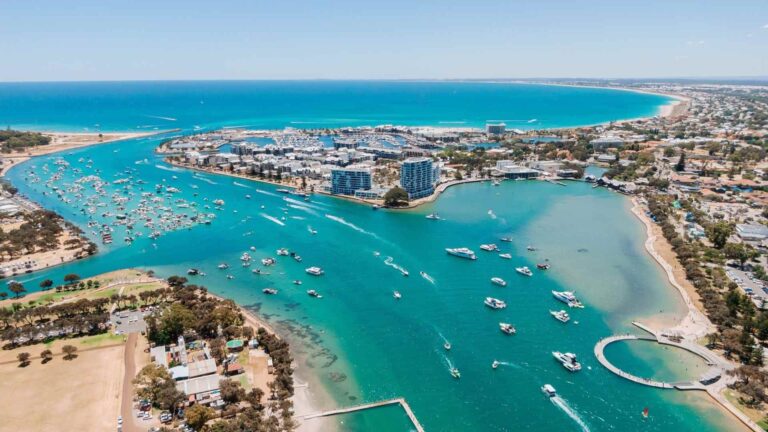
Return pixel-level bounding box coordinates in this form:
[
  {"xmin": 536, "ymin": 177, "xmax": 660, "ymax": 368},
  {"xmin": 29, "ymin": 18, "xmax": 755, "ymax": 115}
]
[
  {"xmin": 39, "ymin": 279, "xmax": 54, "ymax": 290},
  {"xmin": 220, "ymin": 379, "xmax": 246, "ymax": 404},
  {"xmin": 675, "ymin": 152, "xmax": 686, "ymax": 172},
  {"xmin": 40, "ymin": 349, "xmax": 53, "ymax": 363},
  {"xmin": 185, "ymin": 404, "xmax": 215, "ymax": 431},
  {"xmin": 63, "ymin": 274, "xmax": 80, "ymax": 285},
  {"xmin": 62, "ymin": 344, "xmax": 78, "ymax": 360},
  {"xmin": 383, "ymin": 186, "xmax": 408, "ymax": 207},
  {"xmin": 8, "ymin": 282, "xmax": 25, "ymax": 299},
  {"xmin": 0, "ymin": 291, "xmax": 7, "ymax": 300},
  {"xmin": 706, "ymin": 222, "xmax": 734, "ymax": 249},
  {"xmin": 723, "ymin": 242, "xmax": 758, "ymax": 269},
  {"xmin": 17, "ymin": 352, "xmax": 30, "ymax": 367}
]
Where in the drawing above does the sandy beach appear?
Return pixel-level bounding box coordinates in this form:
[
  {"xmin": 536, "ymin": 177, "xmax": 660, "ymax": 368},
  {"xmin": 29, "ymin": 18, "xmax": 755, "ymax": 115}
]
[{"xmin": 1, "ymin": 131, "xmax": 168, "ymax": 159}]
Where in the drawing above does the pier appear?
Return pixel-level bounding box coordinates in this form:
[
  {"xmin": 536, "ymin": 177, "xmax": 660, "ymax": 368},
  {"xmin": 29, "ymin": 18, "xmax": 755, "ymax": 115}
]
[{"xmin": 300, "ymin": 397, "xmax": 425, "ymax": 432}]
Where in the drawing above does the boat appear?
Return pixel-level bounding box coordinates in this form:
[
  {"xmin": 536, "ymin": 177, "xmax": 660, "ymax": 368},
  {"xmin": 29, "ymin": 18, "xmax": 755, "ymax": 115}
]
[
  {"xmin": 307, "ymin": 290, "xmax": 322, "ymax": 298},
  {"xmin": 263, "ymin": 288, "xmax": 278, "ymax": 295},
  {"xmin": 479, "ymin": 243, "xmax": 499, "ymax": 252},
  {"xmin": 276, "ymin": 248, "xmax": 289, "ymax": 256},
  {"xmin": 217, "ymin": 263, "xmax": 229, "ymax": 270},
  {"xmin": 186, "ymin": 268, "xmax": 200, "ymax": 276},
  {"xmin": 498, "ymin": 253, "xmax": 512, "ymax": 259},
  {"xmin": 491, "ymin": 277, "xmax": 507, "ymax": 287},
  {"xmin": 553, "ymin": 351, "xmax": 582, "ymax": 372},
  {"xmin": 526, "ymin": 245, "xmax": 537, "ymax": 251},
  {"xmin": 552, "ymin": 291, "xmax": 584, "ymax": 308},
  {"xmin": 276, "ymin": 189, "xmax": 290, "ymax": 194},
  {"xmin": 484, "ymin": 297, "xmax": 507, "ymax": 309},
  {"xmin": 293, "ymin": 280, "xmax": 302, "ymax": 285},
  {"xmin": 541, "ymin": 384, "xmax": 557, "ymax": 397},
  {"xmin": 492, "ymin": 179, "xmax": 501, "ymax": 186},
  {"xmin": 393, "ymin": 291, "xmax": 402, "ymax": 299},
  {"xmin": 305, "ymin": 266, "xmax": 324, "ymax": 276},
  {"xmin": 213, "ymin": 199, "xmax": 225, "ymax": 206},
  {"xmin": 226, "ymin": 275, "xmax": 234, "ymax": 280},
  {"xmin": 492, "ymin": 360, "xmax": 500, "ymax": 369},
  {"xmin": 445, "ymin": 247, "xmax": 477, "ymax": 260},
  {"xmin": 240, "ymin": 253, "xmax": 252, "ymax": 262},
  {"xmin": 499, "ymin": 236, "xmax": 513, "ymax": 242},
  {"xmin": 450, "ymin": 368, "xmax": 461, "ymax": 379},
  {"xmin": 444, "ymin": 342, "xmax": 451, "ymax": 351},
  {"xmin": 261, "ymin": 258, "xmax": 276, "ymax": 266},
  {"xmin": 515, "ymin": 266, "xmax": 533, "ymax": 277},
  {"xmin": 293, "ymin": 255, "xmax": 303, "ymax": 262},
  {"xmin": 499, "ymin": 322, "xmax": 516, "ymax": 334},
  {"xmin": 245, "ymin": 194, "xmax": 251, "ymax": 199},
  {"xmin": 550, "ymin": 310, "xmax": 570, "ymax": 323},
  {"xmin": 425, "ymin": 213, "xmax": 440, "ymax": 220},
  {"xmin": 536, "ymin": 263, "xmax": 551, "ymax": 270}
]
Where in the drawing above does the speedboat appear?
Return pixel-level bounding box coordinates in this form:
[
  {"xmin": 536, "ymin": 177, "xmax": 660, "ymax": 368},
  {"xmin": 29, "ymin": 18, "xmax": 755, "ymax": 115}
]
[
  {"xmin": 492, "ymin": 360, "xmax": 500, "ymax": 369},
  {"xmin": 491, "ymin": 277, "xmax": 507, "ymax": 287},
  {"xmin": 293, "ymin": 255, "xmax": 303, "ymax": 262},
  {"xmin": 480, "ymin": 244, "xmax": 499, "ymax": 252},
  {"xmin": 484, "ymin": 297, "xmax": 507, "ymax": 309},
  {"xmin": 293, "ymin": 280, "xmax": 302, "ymax": 285},
  {"xmin": 226, "ymin": 275, "xmax": 234, "ymax": 280},
  {"xmin": 541, "ymin": 384, "xmax": 557, "ymax": 397},
  {"xmin": 393, "ymin": 291, "xmax": 402, "ymax": 299},
  {"xmin": 261, "ymin": 258, "xmax": 276, "ymax": 266},
  {"xmin": 516, "ymin": 266, "xmax": 533, "ymax": 277},
  {"xmin": 425, "ymin": 213, "xmax": 440, "ymax": 220},
  {"xmin": 446, "ymin": 247, "xmax": 477, "ymax": 260},
  {"xmin": 450, "ymin": 368, "xmax": 461, "ymax": 379},
  {"xmin": 276, "ymin": 248, "xmax": 289, "ymax": 256},
  {"xmin": 305, "ymin": 266, "xmax": 324, "ymax": 276},
  {"xmin": 444, "ymin": 342, "xmax": 451, "ymax": 351},
  {"xmin": 262, "ymin": 288, "xmax": 278, "ymax": 295},
  {"xmin": 499, "ymin": 322, "xmax": 516, "ymax": 335},
  {"xmin": 550, "ymin": 310, "xmax": 570, "ymax": 323},
  {"xmin": 499, "ymin": 253, "xmax": 512, "ymax": 259},
  {"xmin": 553, "ymin": 351, "xmax": 582, "ymax": 372},
  {"xmin": 307, "ymin": 290, "xmax": 322, "ymax": 298},
  {"xmin": 217, "ymin": 263, "xmax": 229, "ymax": 270},
  {"xmin": 186, "ymin": 268, "xmax": 200, "ymax": 276},
  {"xmin": 537, "ymin": 263, "xmax": 551, "ymax": 270},
  {"xmin": 552, "ymin": 291, "xmax": 584, "ymax": 308},
  {"xmin": 500, "ymin": 236, "xmax": 513, "ymax": 242},
  {"xmin": 526, "ymin": 245, "xmax": 537, "ymax": 251}
]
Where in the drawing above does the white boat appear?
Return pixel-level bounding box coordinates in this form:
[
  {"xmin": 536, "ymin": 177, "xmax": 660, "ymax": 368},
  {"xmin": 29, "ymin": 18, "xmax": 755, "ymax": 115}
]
[
  {"xmin": 553, "ymin": 351, "xmax": 582, "ymax": 372},
  {"xmin": 450, "ymin": 368, "xmax": 461, "ymax": 379},
  {"xmin": 480, "ymin": 243, "xmax": 499, "ymax": 252},
  {"xmin": 307, "ymin": 290, "xmax": 322, "ymax": 298},
  {"xmin": 491, "ymin": 277, "xmax": 507, "ymax": 287},
  {"xmin": 499, "ymin": 322, "xmax": 516, "ymax": 335},
  {"xmin": 263, "ymin": 288, "xmax": 278, "ymax": 295},
  {"xmin": 526, "ymin": 245, "xmax": 537, "ymax": 251},
  {"xmin": 240, "ymin": 253, "xmax": 252, "ymax": 262},
  {"xmin": 492, "ymin": 360, "xmax": 500, "ymax": 369},
  {"xmin": 550, "ymin": 310, "xmax": 570, "ymax": 323},
  {"xmin": 516, "ymin": 266, "xmax": 533, "ymax": 277},
  {"xmin": 499, "ymin": 253, "xmax": 512, "ymax": 259},
  {"xmin": 484, "ymin": 297, "xmax": 506, "ymax": 309},
  {"xmin": 500, "ymin": 236, "xmax": 513, "ymax": 242},
  {"xmin": 541, "ymin": 384, "xmax": 557, "ymax": 397},
  {"xmin": 217, "ymin": 263, "xmax": 229, "ymax": 270},
  {"xmin": 305, "ymin": 266, "xmax": 324, "ymax": 276},
  {"xmin": 446, "ymin": 247, "xmax": 477, "ymax": 260},
  {"xmin": 444, "ymin": 342, "xmax": 451, "ymax": 351},
  {"xmin": 293, "ymin": 280, "xmax": 302, "ymax": 285},
  {"xmin": 552, "ymin": 291, "xmax": 584, "ymax": 308},
  {"xmin": 261, "ymin": 258, "xmax": 276, "ymax": 266},
  {"xmin": 276, "ymin": 248, "xmax": 289, "ymax": 256},
  {"xmin": 492, "ymin": 179, "xmax": 501, "ymax": 186},
  {"xmin": 425, "ymin": 213, "xmax": 440, "ymax": 220},
  {"xmin": 393, "ymin": 291, "xmax": 402, "ymax": 299},
  {"xmin": 213, "ymin": 199, "xmax": 225, "ymax": 206}
]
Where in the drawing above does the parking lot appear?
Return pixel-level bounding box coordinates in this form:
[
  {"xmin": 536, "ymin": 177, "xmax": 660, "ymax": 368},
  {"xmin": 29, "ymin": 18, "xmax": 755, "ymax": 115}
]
[
  {"xmin": 726, "ymin": 267, "xmax": 767, "ymax": 307},
  {"xmin": 111, "ymin": 310, "xmax": 148, "ymax": 335}
]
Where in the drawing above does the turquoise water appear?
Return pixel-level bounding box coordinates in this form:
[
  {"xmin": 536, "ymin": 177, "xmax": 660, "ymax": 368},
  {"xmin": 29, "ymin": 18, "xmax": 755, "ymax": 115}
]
[
  {"xmin": 0, "ymin": 83, "xmax": 740, "ymax": 431},
  {"xmin": 0, "ymin": 81, "xmax": 670, "ymax": 132}
]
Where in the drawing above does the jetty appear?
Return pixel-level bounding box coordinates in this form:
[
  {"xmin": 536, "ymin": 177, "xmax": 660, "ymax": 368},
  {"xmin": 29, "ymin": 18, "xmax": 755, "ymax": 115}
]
[{"xmin": 300, "ymin": 397, "xmax": 424, "ymax": 432}]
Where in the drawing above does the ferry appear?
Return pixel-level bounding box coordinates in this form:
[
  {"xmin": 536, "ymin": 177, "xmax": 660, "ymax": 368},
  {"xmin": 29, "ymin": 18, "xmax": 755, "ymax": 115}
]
[
  {"xmin": 491, "ymin": 277, "xmax": 507, "ymax": 287},
  {"xmin": 499, "ymin": 322, "xmax": 516, "ymax": 335},
  {"xmin": 393, "ymin": 291, "xmax": 402, "ymax": 299},
  {"xmin": 553, "ymin": 351, "xmax": 582, "ymax": 372},
  {"xmin": 552, "ymin": 291, "xmax": 584, "ymax": 308},
  {"xmin": 537, "ymin": 263, "xmax": 551, "ymax": 270},
  {"xmin": 262, "ymin": 288, "xmax": 278, "ymax": 295},
  {"xmin": 450, "ymin": 368, "xmax": 461, "ymax": 379},
  {"xmin": 217, "ymin": 263, "xmax": 229, "ymax": 270},
  {"xmin": 305, "ymin": 266, "xmax": 324, "ymax": 276},
  {"xmin": 499, "ymin": 236, "xmax": 513, "ymax": 242},
  {"xmin": 425, "ymin": 213, "xmax": 440, "ymax": 220},
  {"xmin": 498, "ymin": 253, "xmax": 512, "ymax": 259},
  {"xmin": 515, "ymin": 266, "xmax": 533, "ymax": 277},
  {"xmin": 541, "ymin": 384, "xmax": 557, "ymax": 397},
  {"xmin": 480, "ymin": 243, "xmax": 499, "ymax": 252},
  {"xmin": 492, "ymin": 360, "xmax": 500, "ymax": 369},
  {"xmin": 484, "ymin": 297, "xmax": 507, "ymax": 309},
  {"xmin": 445, "ymin": 247, "xmax": 477, "ymax": 260},
  {"xmin": 550, "ymin": 310, "xmax": 570, "ymax": 323},
  {"xmin": 276, "ymin": 248, "xmax": 289, "ymax": 256},
  {"xmin": 307, "ymin": 290, "xmax": 322, "ymax": 299}
]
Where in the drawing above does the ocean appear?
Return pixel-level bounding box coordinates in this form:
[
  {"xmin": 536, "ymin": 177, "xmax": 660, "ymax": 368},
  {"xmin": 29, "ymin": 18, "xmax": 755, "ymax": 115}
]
[{"xmin": 0, "ymin": 81, "xmax": 739, "ymax": 431}]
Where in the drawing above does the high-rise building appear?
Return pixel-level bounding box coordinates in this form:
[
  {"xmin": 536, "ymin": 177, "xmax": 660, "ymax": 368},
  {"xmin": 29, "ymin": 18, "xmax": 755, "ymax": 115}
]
[
  {"xmin": 486, "ymin": 122, "xmax": 506, "ymax": 135},
  {"xmin": 331, "ymin": 167, "xmax": 372, "ymax": 195},
  {"xmin": 400, "ymin": 157, "xmax": 439, "ymax": 199}
]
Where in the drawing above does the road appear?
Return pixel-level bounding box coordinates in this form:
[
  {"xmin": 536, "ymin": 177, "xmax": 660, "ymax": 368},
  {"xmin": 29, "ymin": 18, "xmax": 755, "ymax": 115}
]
[{"xmin": 120, "ymin": 332, "xmax": 143, "ymax": 432}]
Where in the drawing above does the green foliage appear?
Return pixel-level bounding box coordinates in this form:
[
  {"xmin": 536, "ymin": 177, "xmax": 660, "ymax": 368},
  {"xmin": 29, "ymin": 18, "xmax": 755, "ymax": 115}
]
[
  {"xmin": 706, "ymin": 221, "xmax": 734, "ymax": 249},
  {"xmin": 383, "ymin": 186, "xmax": 408, "ymax": 207},
  {"xmin": 0, "ymin": 130, "xmax": 51, "ymax": 153}
]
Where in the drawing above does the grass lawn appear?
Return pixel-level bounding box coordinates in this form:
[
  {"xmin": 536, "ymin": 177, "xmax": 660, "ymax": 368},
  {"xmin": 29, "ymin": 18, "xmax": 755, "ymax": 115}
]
[{"xmin": 723, "ymin": 388, "xmax": 768, "ymax": 428}]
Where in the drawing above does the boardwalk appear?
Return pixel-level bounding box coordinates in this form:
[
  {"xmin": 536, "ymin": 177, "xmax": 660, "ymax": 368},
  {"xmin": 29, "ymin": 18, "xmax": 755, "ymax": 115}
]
[
  {"xmin": 593, "ymin": 334, "xmax": 675, "ymax": 389},
  {"xmin": 301, "ymin": 397, "xmax": 424, "ymax": 432}
]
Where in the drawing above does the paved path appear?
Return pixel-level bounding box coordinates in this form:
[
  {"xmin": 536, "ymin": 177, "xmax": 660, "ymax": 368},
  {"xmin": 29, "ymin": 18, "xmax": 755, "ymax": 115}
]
[
  {"xmin": 593, "ymin": 334, "xmax": 675, "ymax": 389},
  {"xmin": 301, "ymin": 397, "xmax": 424, "ymax": 432}
]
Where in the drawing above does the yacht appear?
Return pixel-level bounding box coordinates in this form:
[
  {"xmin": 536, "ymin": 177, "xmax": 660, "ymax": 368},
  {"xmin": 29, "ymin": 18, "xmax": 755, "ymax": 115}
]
[
  {"xmin": 217, "ymin": 263, "xmax": 229, "ymax": 270},
  {"xmin": 484, "ymin": 297, "xmax": 507, "ymax": 309},
  {"xmin": 393, "ymin": 291, "xmax": 402, "ymax": 299},
  {"xmin": 541, "ymin": 384, "xmax": 557, "ymax": 397},
  {"xmin": 498, "ymin": 253, "xmax": 512, "ymax": 259},
  {"xmin": 480, "ymin": 243, "xmax": 499, "ymax": 252},
  {"xmin": 537, "ymin": 263, "xmax": 551, "ymax": 270},
  {"xmin": 276, "ymin": 248, "xmax": 289, "ymax": 256},
  {"xmin": 552, "ymin": 291, "xmax": 584, "ymax": 308},
  {"xmin": 450, "ymin": 368, "xmax": 461, "ymax": 379},
  {"xmin": 305, "ymin": 266, "xmax": 324, "ymax": 276},
  {"xmin": 425, "ymin": 213, "xmax": 440, "ymax": 220},
  {"xmin": 499, "ymin": 322, "xmax": 516, "ymax": 335},
  {"xmin": 499, "ymin": 236, "xmax": 513, "ymax": 242},
  {"xmin": 263, "ymin": 288, "xmax": 278, "ymax": 295},
  {"xmin": 307, "ymin": 290, "xmax": 322, "ymax": 298},
  {"xmin": 492, "ymin": 360, "xmax": 500, "ymax": 369},
  {"xmin": 550, "ymin": 310, "xmax": 570, "ymax": 323},
  {"xmin": 553, "ymin": 351, "xmax": 582, "ymax": 372},
  {"xmin": 446, "ymin": 247, "xmax": 477, "ymax": 260},
  {"xmin": 516, "ymin": 266, "xmax": 533, "ymax": 277},
  {"xmin": 491, "ymin": 277, "xmax": 507, "ymax": 287}
]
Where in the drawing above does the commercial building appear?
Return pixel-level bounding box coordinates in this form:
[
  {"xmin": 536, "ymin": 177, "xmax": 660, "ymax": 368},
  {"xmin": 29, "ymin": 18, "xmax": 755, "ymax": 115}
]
[
  {"xmin": 330, "ymin": 167, "xmax": 372, "ymax": 195},
  {"xmin": 486, "ymin": 123, "xmax": 506, "ymax": 135},
  {"xmin": 400, "ymin": 157, "xmax": 439, "ymax": 199},
  {"xmin": 736, "ymin": 224, "xmax": 768, "ymax": 242}
]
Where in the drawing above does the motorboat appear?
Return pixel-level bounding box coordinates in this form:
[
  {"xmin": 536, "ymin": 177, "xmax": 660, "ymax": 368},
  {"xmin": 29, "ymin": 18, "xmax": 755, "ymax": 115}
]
[
  {"xmin": 500, "ymin": 236, "xmax": 513, "ymax": 242},
  {"xmin": 263, "ymin": 288, "xmax": 278, "ymax": 295},
  {"xmin": 444, "ymin": 342, "xmax": 451, "ymax": 351},
  {"xmin": 393, "ymin": 291, "xmax": 402, "ymax": 299},
  {"xmin": 550, "ymin": 310, "xmax": 570, "ymax": 323},
  {"xmin": 499, "ymin": 253, "xmax": 512, "ymax": 259},
  {"xmin": 305, "ymin": 266, "xmax": 324, "ymax": 276},
  {"xmin": 480, "ymin": 244, "xmax": 499, "ymax": 252},
  {"xmin": 307, "ymin": 290, "xmax": 322, "ymax": 298},
  {"xmin": 553, "ymin": 351, "xmax": 582, "ymax": 372},
  {"xmin": 491, "ymin": 277, "xmax": 507, "ymax": 287},
  {"xmin": 450, "ymin": 368, "xmax": 461, "ymax": 379},
  {"xmin": 276, "ymin": 248, "xmax": 289, "ymax": 256},
  {"xmin": 445, "ymin": 247, "xmax": 477, "ymax": 260},
  {"xmin": 261, "ymin": 258, "xmax": 276, "ymax": 266},
  {"xmin": 186, "ymin": 268, "xmax": 200, "ymax": 276},
  {"xmin": 515, "ymin": 266, "xmax": 533, "ymax": 277},
  {"xmin": 526, "ymin": 245, "xmax": 537, "ymax": 251},
  {"xmin": 492, "ymin": 360, "xmax": 500, "ymax": 369},
  {"xmin": 552, "ymin": 291, "xmax": 584, "ymax": 308},
  {"xmin": 217, "ymin": 263, "xmax": 229, "ymax": 270},
  {"xmin": 484, "ymin": 297, "xmax": 507, "ymax": 309},
  {"xmin": 537, "ymin": 263, "xmax": 551, "ymax": 270},
  {"xmin": 293, "ymin": 280, "xmax": 302, "ymax": 285},
  {"xmin": 499, "ymin": 322, "xmax": 516, "ymax": 335},
  {"xmin": 425, "ymin": 213, "xmax": 440, "ymax": 220},
  {"xmin": 541, "ymin": 384, "xmax": 557, "ymax": 397}
]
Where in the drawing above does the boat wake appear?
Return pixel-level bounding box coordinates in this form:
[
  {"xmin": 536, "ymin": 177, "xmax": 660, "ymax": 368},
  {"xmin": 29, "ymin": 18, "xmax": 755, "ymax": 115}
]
[
  {"xmin": 259, "ymin": 213, "xmax": 285, "ymax": 226},
  {"xmin": 290, "ymin": 216, "xmax": 305, "ymax": 220},
  {"xmin": 193, "ymin": 175, "xmax": 217, "ymax": 185},
  {"xmin": 325, "ymin": 214, "xmax": 377, "ymax": 237},
  {"xmin": 487, "ymin": 209, "xmax": 497, "ymax": 219},
  {"xmin": 284, "ymin": 196, "xmax": 323, "ymax": 210},
  {"xmin": 493, "ymin": 361, "xmax": 521, "ymax": 369},
  {"xmin": 420, "ymin": 271, "xmax": 435, "ymax": 284},
  {"xmin": 154, "ymin": 164, "xmax": 181, "ymax": 172},
  {"xmin": 233, "ymin": 181, "xmax": 250, "ymax": 188},
  {"xmin": 287, "ymin": 204, "xmax": 319, "ymax": 216},
  {"xmin": 255, "ymin": 188, "xmax": 280, "ymax": 197},
  {"xmin": 551, "ymin": 396, "xmax": 590, "ymax": 432},
  {"xmin": 145, "ymin": 114, "xmax": 177, "ymax": 121},
  {"xmin": 383, "ymin": 256, "xmax": 408, "ymax": 275}
]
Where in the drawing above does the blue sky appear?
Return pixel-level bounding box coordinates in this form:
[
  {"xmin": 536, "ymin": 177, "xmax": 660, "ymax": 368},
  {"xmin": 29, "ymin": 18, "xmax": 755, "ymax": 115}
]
[{"xmin": 0, "ymin": 0, "xmax": 766, "ymax": 81}]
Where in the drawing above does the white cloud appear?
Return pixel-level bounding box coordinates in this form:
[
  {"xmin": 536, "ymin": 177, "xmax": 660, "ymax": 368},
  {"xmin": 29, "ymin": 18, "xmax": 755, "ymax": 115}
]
[{"xmin": 763, "ymin": 23, "xmax": 768, "ymax": 29}]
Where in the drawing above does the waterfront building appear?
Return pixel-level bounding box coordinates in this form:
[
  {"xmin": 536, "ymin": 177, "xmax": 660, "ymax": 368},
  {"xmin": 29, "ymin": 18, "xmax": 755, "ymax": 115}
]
[
  {"xmin": 400, "ymin": 157, "xmax": 439, "ymax": 199},
  {"xmin": 590, "ymin": 136, "xmax": 625, "ymax": 150},
  {"xmin": 331, "ymin": 166, "xmax": 372, "ymax": 195},
  {"xmin": 494, "ymin": 161, "xmax": 541, "ymax": 179},
  {"xmin": 486, "ymin": 122, "xmax": 506, "ymax": 135}
]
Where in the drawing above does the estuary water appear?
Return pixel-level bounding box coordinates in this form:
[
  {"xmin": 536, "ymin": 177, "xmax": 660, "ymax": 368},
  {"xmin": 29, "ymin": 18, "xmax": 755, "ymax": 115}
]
[{"xmin": 0, "ymin": 82, "xmax": 741, "ymax": 431}]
